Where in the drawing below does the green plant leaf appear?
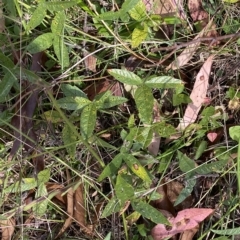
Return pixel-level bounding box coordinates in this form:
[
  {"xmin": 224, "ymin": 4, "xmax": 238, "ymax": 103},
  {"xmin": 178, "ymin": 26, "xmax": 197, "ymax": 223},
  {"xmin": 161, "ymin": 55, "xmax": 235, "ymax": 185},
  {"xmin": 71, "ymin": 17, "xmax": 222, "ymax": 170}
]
[
  {"xmin": 177, "ymin": 151, "xmax": 195, "ymax": 172},
  {"xmin": 134, "ymin": 127, "xmax": 153, "ymax": 148},
  {"xmin": 115, "ymin": 174, "xmax": 134, "ymax": 205},
  {"xmin": 195, "ymin": 158, "xmax": 228, "ymax": 174},
  {"xmin": 121, "ymin": 0, "xmax": 140, "ymax": 12},
  {"xmin": 131, "ymin": 23, "xmax": 148, "ymax": 48},
  {"xmin": 108, "ymin": 69, "xmax": 142, "ymax": 85},
  {"xmin": 172, "ymin": 93, "xmax": 191, "ymax": 106},
  {"xmin": 134, "ymin": 85, "xmax": 153, "ymax": 124},
  {"xmin": 53, "ymin": 36, "xmax": 70, "ymax": 68},
  {"xmin": 101, "ymin": 197, "xmax": 121, "ymax": 218},
  {"xmin": 57, "ymin": 96, "xmax": 90, "ymax": 110},
  {"xmin": 229, "ymin": 126, "xmax": 240, "ymax": 141},
  {"xmin": 80, "ymin": 103, "xmax": 97, "ymax": 140},
  {"xmin": 51, "ymin": 11, "xmax": 65, "ymax": 35},
  {"xmin": 98, "ymin": 153, "xmax": 123, "ymax": 181},
  {"xmin": 131, "ymin": 200, "xmax": 169, "ymax": 224},
  {"xmin": 5, "ymin": 178, "xmax": 37, "ymax": 193},
  {"xmin": 153, "ymin": 122, "xmax": 176, "ymax": 138},
  {"xmin": 43, "ymin": 0, "xmax": 78, "ymax": 11},
  {"xmin": 129, "ymin": 0, "xmax": 146, "ymax": 21},
  {"xmin": 0, "ymin": 52, "xmax": 14, "ymax": 69},
  {"xmin": 27, "ymin": 33, "xmax": 54, "ymax": 53},
  {"xmin": 37, "ymin": 169, "xmax": 50, "ymax": 184},
  {"xmin": 98, "ymin": 9, "xmax": 123, "ymax": 20},
  {"xmin": 26, "ymin": 4, "xmax": 46, "ymax": 32},
  {"xmin": 33, "ymin": 183, "xmax": 48, "ymax": 217},
  {"xmin": 0, "ymin": 72, "xmax": 17, "ymax": 103},
  {"xmin": 194, "ymin": 141, "xmax": 207, "ymax": 160},
  {"xmin": 61, "ymin": 84, "xmax": 87, "ymax": 98},
  {"xmin": 145, "ymin": 76, "xmax": 184, "ymax": 89},
  {"xmin": 96, "ymin": 91, "xmax": 127, "ymax": 109},
  {"xmin": 62, "ymin": 124, "xmax": 77, "ymax": 157},
  {"xmin": 174, "ymin": 178, "xmax": 196, "ymax": 206},
  {"xmin": 212, "ymin": 227, "xmax": 240, "ymax": 235},
  {"xmin": 123, "ymin": 154, "xmax": 151, "ymax": 183}
]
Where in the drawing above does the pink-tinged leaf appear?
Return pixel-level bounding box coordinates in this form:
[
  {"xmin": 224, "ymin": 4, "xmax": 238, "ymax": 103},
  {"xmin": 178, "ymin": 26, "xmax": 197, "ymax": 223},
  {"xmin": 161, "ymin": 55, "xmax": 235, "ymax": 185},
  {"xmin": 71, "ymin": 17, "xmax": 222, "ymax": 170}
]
[
  {"xmin": 207, "ymin": 132, "xmax": 218, "ymax": 142},
  {"xmin": 151, "ymin": 208, "xmax": 214, "ymax": 240},
  {"xmin": 166, "ymin": 19, "xmax": 214, "ymax": 71},
  {"xmin": 177, "ymin": 55, "xmax": 214, "ymax": 130}
]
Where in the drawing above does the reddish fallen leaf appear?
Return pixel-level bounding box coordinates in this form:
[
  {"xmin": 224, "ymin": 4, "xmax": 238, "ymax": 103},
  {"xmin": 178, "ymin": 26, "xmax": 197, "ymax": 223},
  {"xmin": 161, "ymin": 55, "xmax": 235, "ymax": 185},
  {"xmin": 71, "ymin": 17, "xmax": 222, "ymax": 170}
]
[
  {"xmin": 151, "ymin": 208, "xmax": 214, "ymax": 240},
  {"xmin": 178, "ymin": 55, "xmax": 214, "ymax": 130},
  {"xmin": 207, "ymin": 132, "xmax": 218, "ymax": 142}
]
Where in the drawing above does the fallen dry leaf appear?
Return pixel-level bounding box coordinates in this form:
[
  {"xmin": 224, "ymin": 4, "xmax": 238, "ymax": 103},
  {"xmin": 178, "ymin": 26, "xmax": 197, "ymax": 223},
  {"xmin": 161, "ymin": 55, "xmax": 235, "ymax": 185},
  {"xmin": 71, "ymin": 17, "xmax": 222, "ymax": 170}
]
[
  {"xmin": 151, "ymin": 179, "xmax": 176, "ymax": 216},
  {"xmin": 207, "ymin": 131, "xmax": 218, "ymax": 142},
  {"xmin": 151, "ymin": 208, "xmax": 214, "ymax": 240},
  {"xmin": 83, "ymin": 50, "xmax": 97, "ymax": 72},
  {"xmin": 178, "ymin": 55, "xmax": 214, "ymax": 130},
  {"xmin": 0, "ymin": 218, "xmax": 15, "ymax": 240},
  {"xmin": 55, "ymin": 187, "xmax": 74, "ymax": 239},
  {"xmin": 180, "ymin": 225, "xmax": 199, "ymax": 240},
  {"xmin": 188, "ymin": 0, "xmax": 218, "ymax": 39},
  {"xmin": 166, "ymin": 19, "xmax": 214, "ymax": 70}
]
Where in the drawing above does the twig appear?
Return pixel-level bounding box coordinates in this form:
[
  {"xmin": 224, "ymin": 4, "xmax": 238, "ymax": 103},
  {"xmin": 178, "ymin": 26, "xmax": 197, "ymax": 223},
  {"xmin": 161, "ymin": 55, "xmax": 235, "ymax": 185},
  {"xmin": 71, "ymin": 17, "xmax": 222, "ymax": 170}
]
[{"xmin": 151, "ymin": 31, "xmax": 240, "ymax": 53}]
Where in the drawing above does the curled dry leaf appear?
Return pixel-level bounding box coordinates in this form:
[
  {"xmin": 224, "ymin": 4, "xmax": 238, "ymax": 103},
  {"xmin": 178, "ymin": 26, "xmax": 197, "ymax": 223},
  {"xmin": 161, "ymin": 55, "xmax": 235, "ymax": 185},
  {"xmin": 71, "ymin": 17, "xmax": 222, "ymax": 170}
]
[
  {"xmin": 55, "ymin": 187, "xmax": 74, "ymax": 239},
  {"xmin": 151, "ymin": 179, "xmax": 176, "ymax": 216},
  {"xmin": 0, "ymin": 218, "xmax": 15, "ymax": 240},
  {"xmin": 177, "ymin": 55, "xmax": 214, "ymax": 130},
  {"xmin": 151, "ymin": 208, "xmax": 214, "ymax": 240}
]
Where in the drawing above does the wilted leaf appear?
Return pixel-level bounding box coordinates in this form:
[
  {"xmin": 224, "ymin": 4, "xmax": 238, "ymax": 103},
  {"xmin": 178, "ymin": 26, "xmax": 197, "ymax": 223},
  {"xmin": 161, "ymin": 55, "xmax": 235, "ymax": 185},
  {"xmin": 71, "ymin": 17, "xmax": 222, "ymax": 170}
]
[
  {"xmin": 178, "ymin": 55, "xmax": 214, "ymax": 130},
  {"xmin": 55, "ymin": 187, "xmax": 74, "ymax": 238},
  {"xmin": 0, "ymin": 218, "xmax": 15, "ymax": 240},
  {"xmin": 166, "ymin": 20, "xmax": 214, "ymax": 70},
  {"xmin": 151, "ymin": 208, "xmax": 214, "ymax": 239}
]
